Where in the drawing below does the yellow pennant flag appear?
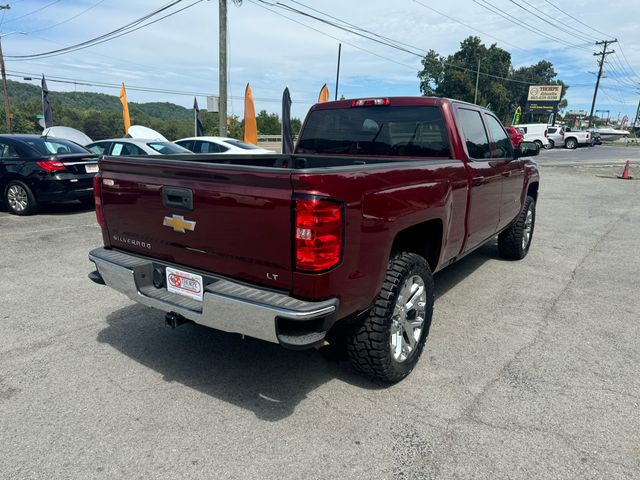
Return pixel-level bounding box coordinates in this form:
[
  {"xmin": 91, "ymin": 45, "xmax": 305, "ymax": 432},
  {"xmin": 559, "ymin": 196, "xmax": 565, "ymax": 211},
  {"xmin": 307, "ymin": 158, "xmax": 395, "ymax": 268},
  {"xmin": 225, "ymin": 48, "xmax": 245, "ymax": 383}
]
[
  {"xmin": 243, "ymin": 83, "xmax": 258, "ymax": 145},
  {"xmin": 318, "ymin": 84, "xmax": 330, "ymax": 103},
  {"xmin": 119, "ymin": 83, "xmax": 131, "ymax": 134}
]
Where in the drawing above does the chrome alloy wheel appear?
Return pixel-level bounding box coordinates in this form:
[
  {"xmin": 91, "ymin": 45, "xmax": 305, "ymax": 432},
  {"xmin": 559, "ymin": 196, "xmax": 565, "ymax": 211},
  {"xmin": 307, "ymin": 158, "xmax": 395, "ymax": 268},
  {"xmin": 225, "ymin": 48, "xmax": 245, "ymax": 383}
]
[
  {"xmin": 522, "ymin": 203, "xmax": 534, "ymax": 250},
  {"xmin": 7, "ymin": 184, "xmax": 28, "ymax": 212},
  {"xmin": 390, "ymin": 275, "xmax": 427, "ymax": 363}
]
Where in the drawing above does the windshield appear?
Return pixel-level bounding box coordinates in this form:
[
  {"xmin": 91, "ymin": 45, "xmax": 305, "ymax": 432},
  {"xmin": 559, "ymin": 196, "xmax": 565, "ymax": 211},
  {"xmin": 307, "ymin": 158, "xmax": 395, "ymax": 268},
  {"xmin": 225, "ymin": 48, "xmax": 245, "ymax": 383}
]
[
  {"xmin": 297, "ymin": 106, "xmax": 451, "ymax": 157},
  {"xmin": 24, "ymin": 137, "xmax": 89, "ymax": 155},
  {"xmin": 146, "ymin": 142, "xmax": 192, "ymax": 154},
  {"xmin": 224, "ymin": 139, "xmax": 263, "ymax": 150}
]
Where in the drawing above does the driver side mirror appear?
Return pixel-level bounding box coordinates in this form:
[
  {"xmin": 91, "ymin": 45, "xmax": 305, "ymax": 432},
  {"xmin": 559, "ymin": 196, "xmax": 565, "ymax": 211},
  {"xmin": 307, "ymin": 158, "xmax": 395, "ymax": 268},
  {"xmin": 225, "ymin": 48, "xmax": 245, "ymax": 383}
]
[{"xmin": 516, "ymin": 141, "xmax": 540, "ymax": 158}]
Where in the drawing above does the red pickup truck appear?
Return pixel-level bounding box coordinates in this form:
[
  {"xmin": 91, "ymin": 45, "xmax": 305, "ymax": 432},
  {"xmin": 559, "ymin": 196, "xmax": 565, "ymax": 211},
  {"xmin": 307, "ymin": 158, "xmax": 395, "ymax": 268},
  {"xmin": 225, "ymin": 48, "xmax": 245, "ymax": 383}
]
[{"xmin": 89, "ymin": 97, "xmax": 540, "ymax": 382}]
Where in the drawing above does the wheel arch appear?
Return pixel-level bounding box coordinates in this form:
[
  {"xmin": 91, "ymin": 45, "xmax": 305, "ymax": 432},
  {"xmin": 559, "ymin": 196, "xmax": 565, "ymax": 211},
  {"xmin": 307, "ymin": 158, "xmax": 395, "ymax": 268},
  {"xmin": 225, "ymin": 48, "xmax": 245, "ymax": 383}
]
[
  {"xmin": 0, "ymin": 173, "xmax": 29, "ymax": 194},
  {"xmin": 390, "ymin": 218, "xmax": 443, "ymax": 272}
]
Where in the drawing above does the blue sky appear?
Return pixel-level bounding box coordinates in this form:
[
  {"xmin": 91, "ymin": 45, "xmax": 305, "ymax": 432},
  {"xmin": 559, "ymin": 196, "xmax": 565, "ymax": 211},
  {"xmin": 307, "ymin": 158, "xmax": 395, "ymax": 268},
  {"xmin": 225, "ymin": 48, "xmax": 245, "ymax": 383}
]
[{"xmin": 3, "ymin": 0, "xmax": 639, "ymax": 122}]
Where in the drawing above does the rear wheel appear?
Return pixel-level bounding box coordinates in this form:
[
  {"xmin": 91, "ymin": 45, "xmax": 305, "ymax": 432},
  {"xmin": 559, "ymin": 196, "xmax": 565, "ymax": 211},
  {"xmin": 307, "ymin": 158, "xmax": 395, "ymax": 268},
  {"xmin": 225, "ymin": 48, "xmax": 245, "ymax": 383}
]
[
  {"xmin": 4, "ymin": 180, "xmax": 38, "ymax": 215},
  {"xmin": 548, "ymin": 139, "xmax": 555, "ymax": 149},
  {"xmin": 498, "ymin": 196, "xmax": 536, "ymax": 260},
  {"xmin": 565, "ymin": 138, "xmax": 578, "ymax": 149},
  {"xmin": 534, "ymin": 140, "xmax": 543, "ymax": 150},
  {"xmin": 347, "ymin": 252, "xmax": 434, "ymax": 383}
]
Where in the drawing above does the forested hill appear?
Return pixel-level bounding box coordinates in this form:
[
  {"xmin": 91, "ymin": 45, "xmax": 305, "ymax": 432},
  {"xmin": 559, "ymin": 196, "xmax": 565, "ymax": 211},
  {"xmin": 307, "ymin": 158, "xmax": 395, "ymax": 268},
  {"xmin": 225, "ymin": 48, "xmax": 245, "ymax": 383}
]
[
  {"xmin": 2, "ymin": 79, "xmax": 300, "ymax": 140},
  {"xmin": 7, "ymin": 79, "xmax": 193, "ymax": 121}
]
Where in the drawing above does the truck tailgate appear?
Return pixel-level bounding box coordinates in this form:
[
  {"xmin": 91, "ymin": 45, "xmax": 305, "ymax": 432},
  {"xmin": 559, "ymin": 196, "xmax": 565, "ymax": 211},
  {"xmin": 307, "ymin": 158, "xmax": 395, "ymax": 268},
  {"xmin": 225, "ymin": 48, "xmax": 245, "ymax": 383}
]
[{"xmin": 99, "ymin": 157, "xmax": 293, "ymax": 291}]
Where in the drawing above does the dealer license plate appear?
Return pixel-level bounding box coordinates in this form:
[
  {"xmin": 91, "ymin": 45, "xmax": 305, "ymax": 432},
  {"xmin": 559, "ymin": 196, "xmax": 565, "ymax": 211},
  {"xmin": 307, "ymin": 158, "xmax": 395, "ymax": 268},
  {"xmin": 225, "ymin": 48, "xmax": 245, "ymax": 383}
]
[
  {"xmin": 166, "ymin": 267, "xmax": 203, "ymax": 302},
  {"xmin": 85, "ymin": 164, "xmax": 99, "ymax": 173}
]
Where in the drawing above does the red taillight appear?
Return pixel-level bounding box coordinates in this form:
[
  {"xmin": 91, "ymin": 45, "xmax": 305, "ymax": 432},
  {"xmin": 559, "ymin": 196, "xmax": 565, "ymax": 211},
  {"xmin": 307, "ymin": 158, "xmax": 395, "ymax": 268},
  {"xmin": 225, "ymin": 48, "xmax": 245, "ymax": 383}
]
[
  {"xmin": 295, "ymin": 198, "xmax": 343, "ymax": 272},
  {"xmin": 93, "ymin": 176, "xmax": 105, "ymax": 228},
  {"xmin": 351, "ymin": 98, "xmax": 390, "ymax": 107},
  {"xmin": 37, "ymin": 160, "xmax": 66, "ymax": 172}
]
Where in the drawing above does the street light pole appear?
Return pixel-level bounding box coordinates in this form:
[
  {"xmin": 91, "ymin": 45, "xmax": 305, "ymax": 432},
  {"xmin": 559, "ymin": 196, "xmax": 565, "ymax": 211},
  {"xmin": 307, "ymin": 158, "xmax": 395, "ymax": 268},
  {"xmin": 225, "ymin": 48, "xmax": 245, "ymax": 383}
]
[{"xmin": 474, "ymin": 57, "xmax": 482, "ymax": 105}]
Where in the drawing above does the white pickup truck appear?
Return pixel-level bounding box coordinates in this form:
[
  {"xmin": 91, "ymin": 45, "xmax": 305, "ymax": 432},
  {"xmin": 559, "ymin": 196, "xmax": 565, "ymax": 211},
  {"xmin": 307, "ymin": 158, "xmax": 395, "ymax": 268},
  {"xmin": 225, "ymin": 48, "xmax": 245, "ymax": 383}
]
[{"xmin": 547, "ymin": 126, "xmax": 592, "ymax": 149}]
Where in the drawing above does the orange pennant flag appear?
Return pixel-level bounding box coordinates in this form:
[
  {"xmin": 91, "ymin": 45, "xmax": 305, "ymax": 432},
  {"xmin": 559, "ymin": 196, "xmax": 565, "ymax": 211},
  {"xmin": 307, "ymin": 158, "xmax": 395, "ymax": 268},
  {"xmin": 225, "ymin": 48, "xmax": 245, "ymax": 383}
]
[
  {"xmin": 318, "ymin": 83, "xmax": 330, "ymax": 103},
  {"xmin": 244, "ymin": 83, "xmax": 258, "ymax": 145},
  {"xmin": 119, "ymin": 83, "xmax": 131, "ymax": 134}
]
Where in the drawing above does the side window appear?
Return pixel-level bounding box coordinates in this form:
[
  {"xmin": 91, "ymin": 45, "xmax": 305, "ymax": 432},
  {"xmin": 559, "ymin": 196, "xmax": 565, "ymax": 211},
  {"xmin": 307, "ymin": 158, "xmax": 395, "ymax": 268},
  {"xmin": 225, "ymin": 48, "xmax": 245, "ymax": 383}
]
[
  {"xmin": 457, "ymin": 108, "xmax": 491, "ymax": 160},
  {"xmin": 176, "ymin": 140, "xmax": 194, "ymax": 152},
  {"xmin": 88, "ymin": 142, "xmax": 109, "ymax": 155},
  {"xmin": 111, "ymin": 142, "xmax": 147, "ymax": 156},
  {"xmin": 485, "ymin": 114, "xmax": 514, "ymax": 159},
  {"xmin": 0, "ymin": 141, "xmax": 20, "ymax": 158}
]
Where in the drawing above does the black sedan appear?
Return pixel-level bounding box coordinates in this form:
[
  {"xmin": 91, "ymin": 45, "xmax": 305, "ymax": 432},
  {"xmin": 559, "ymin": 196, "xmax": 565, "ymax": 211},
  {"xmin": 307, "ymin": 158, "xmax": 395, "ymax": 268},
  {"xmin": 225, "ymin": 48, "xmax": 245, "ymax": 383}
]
[{"xmin": 0, "ymin": 134, "xmax": 98, "ymax": 215}]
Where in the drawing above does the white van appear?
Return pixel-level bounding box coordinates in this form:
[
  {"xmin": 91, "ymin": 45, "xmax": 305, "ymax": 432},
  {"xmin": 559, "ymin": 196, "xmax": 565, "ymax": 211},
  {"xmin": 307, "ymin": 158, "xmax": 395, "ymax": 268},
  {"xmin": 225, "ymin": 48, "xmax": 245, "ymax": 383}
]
[{"xmin": 516, "ymin": 124, "xmax": 550, "ymax": 149}]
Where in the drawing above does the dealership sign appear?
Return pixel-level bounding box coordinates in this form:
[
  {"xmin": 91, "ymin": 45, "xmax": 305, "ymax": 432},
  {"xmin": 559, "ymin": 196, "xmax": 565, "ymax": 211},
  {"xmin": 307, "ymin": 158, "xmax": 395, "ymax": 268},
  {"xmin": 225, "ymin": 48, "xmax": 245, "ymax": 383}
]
[{"xmin": 526, "ymin": 85, "xmax": 562, "ymax": 114}]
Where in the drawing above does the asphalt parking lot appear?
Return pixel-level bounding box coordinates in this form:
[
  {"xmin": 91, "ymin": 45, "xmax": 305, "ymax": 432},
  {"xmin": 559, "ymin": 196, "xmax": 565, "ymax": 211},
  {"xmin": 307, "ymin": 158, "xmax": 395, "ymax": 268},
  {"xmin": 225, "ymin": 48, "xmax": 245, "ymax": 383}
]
[{"xmin": 1, "ymin": 149, "xmax": 639, "ymax": 479}]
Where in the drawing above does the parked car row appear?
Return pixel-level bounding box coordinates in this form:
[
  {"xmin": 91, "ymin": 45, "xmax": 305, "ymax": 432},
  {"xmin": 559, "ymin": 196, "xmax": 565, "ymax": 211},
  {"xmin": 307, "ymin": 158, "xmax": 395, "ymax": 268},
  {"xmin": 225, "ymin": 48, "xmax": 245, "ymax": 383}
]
[
  {"xmin": 505, "ymin": 123, "xmax": 600, "ymax": 149},
  {"xmin": 0, "ymin": 133, "xmax": 273, "ymax": 215}
]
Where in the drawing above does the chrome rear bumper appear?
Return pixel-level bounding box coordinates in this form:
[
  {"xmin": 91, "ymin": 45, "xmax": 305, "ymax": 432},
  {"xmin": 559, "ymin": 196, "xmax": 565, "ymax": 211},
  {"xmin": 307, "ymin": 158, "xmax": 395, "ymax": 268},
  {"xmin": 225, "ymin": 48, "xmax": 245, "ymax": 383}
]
[{"xmin": 88, "ymin": 248, "xmax": 338, "ymax": 348}]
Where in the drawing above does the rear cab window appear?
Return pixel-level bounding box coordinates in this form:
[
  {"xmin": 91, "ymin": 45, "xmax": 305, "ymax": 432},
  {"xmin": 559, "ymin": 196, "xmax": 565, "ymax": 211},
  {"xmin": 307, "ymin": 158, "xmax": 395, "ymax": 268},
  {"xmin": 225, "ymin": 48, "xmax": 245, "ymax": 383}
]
[
  {"xmin": 296, "ymin": 105, "xmax": 451, "ymax": 158},
  {"xmin": 456, "ymin": 108, "xmax": 491, "ymax": 160}
]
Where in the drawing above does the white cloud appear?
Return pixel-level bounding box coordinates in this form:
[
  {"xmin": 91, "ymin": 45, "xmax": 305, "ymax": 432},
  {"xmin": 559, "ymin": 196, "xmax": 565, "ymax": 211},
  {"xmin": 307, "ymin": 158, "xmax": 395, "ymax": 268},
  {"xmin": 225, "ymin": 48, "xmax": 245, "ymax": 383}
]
[{"xmin": 3, "ymin": 0, "xmax": 639, "ymax": 119}]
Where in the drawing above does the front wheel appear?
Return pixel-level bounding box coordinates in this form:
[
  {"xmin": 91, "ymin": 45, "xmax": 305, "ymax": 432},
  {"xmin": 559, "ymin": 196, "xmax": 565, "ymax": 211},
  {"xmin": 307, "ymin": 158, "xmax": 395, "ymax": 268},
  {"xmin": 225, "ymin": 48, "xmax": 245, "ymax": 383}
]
[
  {"xmin": 498, "ymin": 196, "xmax": 536, "ymax": 260},
  {"xmin": 347, "ymin": 252, "xmax": 434, "ymax": 383},
  {"xmin": 4, "ymin": 180, "xmax": 38, "ymax": 215}
]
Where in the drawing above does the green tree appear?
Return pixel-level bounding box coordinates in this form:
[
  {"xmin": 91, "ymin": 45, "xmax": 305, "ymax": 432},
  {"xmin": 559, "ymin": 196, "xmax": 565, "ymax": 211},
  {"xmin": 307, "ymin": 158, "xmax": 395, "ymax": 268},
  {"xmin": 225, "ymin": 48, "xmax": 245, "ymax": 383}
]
[{"xmin": 418, "ymin": 36, "xmax": 568, "ymax": 122}]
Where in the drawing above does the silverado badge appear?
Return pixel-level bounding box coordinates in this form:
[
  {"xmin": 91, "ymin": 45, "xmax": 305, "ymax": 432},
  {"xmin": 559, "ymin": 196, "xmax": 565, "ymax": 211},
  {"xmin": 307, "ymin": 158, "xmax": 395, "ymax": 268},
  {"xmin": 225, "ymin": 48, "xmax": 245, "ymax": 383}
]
[{"xmin": 163, "ymin": 214, "xmax": 196, "ymax": 233}]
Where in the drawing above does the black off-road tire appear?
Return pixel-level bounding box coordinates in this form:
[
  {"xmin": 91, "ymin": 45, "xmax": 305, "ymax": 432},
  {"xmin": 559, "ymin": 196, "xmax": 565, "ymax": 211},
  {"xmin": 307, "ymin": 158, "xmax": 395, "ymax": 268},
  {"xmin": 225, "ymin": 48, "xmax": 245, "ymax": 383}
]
[
  {"xmin": 346, "ymin": 252, "xmax": 434, "ymax": 383},
  {"xmin": 4, "ymin": 180, "xmax": 38, "ymax": 216},
  {"xmin": 498, "ymin": 196, "xmax": 536, "ymax": 260}
]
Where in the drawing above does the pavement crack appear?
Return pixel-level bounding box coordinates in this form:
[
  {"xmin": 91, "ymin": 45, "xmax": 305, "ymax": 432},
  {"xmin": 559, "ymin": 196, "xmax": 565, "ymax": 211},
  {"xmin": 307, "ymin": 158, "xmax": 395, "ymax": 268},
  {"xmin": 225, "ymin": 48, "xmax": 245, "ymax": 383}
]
[{"xmin": 459, "ymin": 208, "xmax": 631, "ymax": 421}]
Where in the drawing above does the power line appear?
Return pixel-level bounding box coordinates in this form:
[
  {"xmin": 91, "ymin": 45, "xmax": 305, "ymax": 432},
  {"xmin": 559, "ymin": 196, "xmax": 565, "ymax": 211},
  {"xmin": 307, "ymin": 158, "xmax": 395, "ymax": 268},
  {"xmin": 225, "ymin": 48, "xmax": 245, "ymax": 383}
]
[
  {"xmin": 615, "ymin": 45, "xmax": 640, "ymax": 82},
  {"xmin": 541, "ymin": 0, "xmax": 609, "ymax": 38},
  {"xmin": 253, "ymin": 0, "xmax": 541, "ymax": 86},
  {"xmin": 247, "ymin": 0, "xmax": 422, "ymax": 72},
  {"xmin": 472, "ymin": 0, "xmax": 591, "ymax": 52},
  {"xmin": 508, "ymin": 0, "xmax": 596, "ymax": 44},
  {"xmin": 6, "ymin": 1, "xmax": 204, "ymax": 60},
  {"xmin": 412, "ymin": 0, "xmax": 529, "ymax": 53},
  {"xmin": 3, "ymin": 0, "xmax": 63, "ymax": 25},
  {"xmin": 6, "ymin": 69, "xmax": 318, "ymax": 104},
  {"xmin": 25, "ymin": 0, "xmax": 107, "ymax": 35}
]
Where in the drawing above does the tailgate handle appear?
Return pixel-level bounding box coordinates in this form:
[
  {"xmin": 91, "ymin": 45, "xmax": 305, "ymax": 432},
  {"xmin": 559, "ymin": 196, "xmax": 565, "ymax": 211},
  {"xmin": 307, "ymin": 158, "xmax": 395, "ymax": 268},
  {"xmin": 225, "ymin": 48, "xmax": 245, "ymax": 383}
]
[{"xmin": 162, "ymin": 187, "xmax": 193, "ymax": 211}]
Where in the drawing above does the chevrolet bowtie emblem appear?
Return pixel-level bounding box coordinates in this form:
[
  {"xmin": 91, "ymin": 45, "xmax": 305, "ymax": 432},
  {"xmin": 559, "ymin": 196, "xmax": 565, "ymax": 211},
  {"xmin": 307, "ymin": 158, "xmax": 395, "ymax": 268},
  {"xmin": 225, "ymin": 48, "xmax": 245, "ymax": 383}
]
[{"xmin": 163, "ymin": 214, "xmax": 196, "ymax": 233}]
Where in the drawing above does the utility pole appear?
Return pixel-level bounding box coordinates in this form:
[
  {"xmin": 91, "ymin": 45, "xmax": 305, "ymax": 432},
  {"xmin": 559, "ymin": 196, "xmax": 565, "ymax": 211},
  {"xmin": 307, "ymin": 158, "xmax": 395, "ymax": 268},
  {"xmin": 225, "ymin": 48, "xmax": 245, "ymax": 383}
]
[
  {"xmin": 588, "ymin": 39, "xmax": 617, "ymax": 129},
  {"xmin": 219, "ymin": 0, "xmax": 227, "ymax": 136},
  {"xmin": 0, "ymin": 37, "xmax": 11, "ymax": 133},
  {"xmin": 632, "ymin": 97, "xmax": 640, "ymax": 130},
  {"xmin": 0, "ymin": 5, "xmax": 12, "ymax": 133}
]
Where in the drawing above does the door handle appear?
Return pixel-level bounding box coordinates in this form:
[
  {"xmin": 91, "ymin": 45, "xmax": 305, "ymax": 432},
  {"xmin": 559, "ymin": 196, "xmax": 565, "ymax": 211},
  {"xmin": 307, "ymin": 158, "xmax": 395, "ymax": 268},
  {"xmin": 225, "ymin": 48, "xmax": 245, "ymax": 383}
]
[{"xmin": 162, "ymin": 187, "xmax": 193, "ymax": 211}]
